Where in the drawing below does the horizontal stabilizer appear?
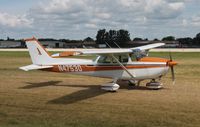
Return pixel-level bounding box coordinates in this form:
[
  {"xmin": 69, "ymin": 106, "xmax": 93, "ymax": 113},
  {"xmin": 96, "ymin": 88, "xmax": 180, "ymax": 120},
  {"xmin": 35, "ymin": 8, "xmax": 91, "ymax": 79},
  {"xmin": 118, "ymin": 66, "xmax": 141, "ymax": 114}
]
[{"xmin": 19, "ymin": 64, "xmax": 53, "ymax": 71}]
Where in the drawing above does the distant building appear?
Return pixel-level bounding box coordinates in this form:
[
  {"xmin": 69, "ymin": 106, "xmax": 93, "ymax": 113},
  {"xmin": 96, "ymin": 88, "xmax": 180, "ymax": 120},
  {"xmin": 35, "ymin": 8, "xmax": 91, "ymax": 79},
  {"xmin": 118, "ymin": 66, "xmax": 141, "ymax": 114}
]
[
  {"xmin": 39, "ymin": 41, "xmax": 65, "ymax": 48},
  {"xmin": 126, "ymin": 41, "xmax": 151, "ymax": 47},
  {"xmin": 0, "ymin": 41, "xmax": 21, "ymax": 48},
  {"xmin": 64, "ymin": 42, "xmax": 83, "ymax": 48},
  {"xmin": 83, "ymin": 41, "xmax": 96, "ymax": 48},
  {"xmin": 160, "ymin": 41, "xmax": 180, "ymax": 48}
]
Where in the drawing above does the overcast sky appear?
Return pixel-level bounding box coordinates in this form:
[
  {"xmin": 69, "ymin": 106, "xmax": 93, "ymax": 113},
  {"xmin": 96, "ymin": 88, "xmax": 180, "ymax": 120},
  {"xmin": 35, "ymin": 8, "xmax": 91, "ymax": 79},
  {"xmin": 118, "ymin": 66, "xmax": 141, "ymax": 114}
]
[{"xmin": 0, "ymin": 0, "xmax": 200, "ymax": 40}]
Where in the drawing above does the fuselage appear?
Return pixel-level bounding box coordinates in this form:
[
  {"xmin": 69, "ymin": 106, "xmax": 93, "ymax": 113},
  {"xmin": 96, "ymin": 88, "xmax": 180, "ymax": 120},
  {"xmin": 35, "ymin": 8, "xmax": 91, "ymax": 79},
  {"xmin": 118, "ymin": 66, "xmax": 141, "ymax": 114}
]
[
  {"xmin": 21, "ymin": 37, "xmax": 177, "ymax": 84},
  {"xmin": 42, "ymin": 56, "xmax": 174, "ymax": 80}
]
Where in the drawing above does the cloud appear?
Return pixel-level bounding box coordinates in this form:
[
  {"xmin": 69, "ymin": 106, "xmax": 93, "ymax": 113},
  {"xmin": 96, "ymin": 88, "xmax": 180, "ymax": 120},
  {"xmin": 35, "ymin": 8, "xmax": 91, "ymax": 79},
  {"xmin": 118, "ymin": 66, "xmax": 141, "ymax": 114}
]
[
  {"xmin": 42, "ymin": 0, "xmax": 87, "ymax": 14},
  {"xmin": 0, "ymin": 12, "xmax": 32, "ymax": 28},
  {"xmin": 191, "ymin": 14, "xmax": 200, "ymax": 26},
  {"xmin": 144, "ymin": 0, "xmax": 184, "ymax": 19},
  {"xmin": 2, "ymin": 0, "xmax": 200, "ymax": 39},
  {"xmin": 31, "ymin": 0, "xmax": 185, "ymax": 28}
]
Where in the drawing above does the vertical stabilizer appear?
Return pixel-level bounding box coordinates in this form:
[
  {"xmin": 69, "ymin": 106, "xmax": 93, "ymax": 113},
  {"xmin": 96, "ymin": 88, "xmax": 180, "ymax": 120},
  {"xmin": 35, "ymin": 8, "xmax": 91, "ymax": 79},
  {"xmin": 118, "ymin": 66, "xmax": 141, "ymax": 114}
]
[{"xmin": 24, "ymin": 37, "xmax": 52, "ymax": 65}]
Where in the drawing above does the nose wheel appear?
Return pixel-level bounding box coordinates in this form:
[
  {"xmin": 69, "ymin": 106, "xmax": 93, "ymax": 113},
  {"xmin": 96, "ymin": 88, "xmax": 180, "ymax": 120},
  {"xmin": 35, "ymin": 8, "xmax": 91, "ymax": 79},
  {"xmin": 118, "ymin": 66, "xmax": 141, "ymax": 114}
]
[{"xmin": 146, "ymin": 79, "xmax": 163, "ymax": 90}]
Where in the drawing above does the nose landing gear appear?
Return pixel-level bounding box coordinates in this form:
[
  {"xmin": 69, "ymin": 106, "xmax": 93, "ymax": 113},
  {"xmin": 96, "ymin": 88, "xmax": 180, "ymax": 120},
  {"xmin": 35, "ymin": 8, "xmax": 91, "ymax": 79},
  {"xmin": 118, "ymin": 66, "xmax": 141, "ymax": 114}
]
[{"xmin": 146, "ymin": 79, "xmax": 163, "ymax": 90}]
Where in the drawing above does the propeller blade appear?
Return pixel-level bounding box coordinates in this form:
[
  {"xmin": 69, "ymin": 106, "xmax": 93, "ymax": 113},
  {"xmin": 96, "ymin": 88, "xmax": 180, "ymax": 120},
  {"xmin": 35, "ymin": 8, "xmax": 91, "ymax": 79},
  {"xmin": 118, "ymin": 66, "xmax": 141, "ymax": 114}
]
[
  {"xmin": 169, "ymin": 52, "xmax": 172, "ymax": 61},
  {"xmin": 169, "ymin": 52, "xmax": 175, "ymax": 84},
  {"xmin": 171, "ymin": 66, "xmax": 175, "ymax": 85}
]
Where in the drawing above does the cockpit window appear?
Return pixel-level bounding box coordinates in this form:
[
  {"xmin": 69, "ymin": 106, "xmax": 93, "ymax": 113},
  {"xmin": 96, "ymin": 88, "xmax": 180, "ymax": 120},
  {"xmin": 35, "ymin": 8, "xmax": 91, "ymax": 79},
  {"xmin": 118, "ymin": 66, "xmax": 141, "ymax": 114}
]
[
  {"xmin": 130, "ymin": 54, "xmax": 137, "ymax": 61},
  {"xmin": 97, "ymin": 54, "xmax": 129, "ymax": 64}
]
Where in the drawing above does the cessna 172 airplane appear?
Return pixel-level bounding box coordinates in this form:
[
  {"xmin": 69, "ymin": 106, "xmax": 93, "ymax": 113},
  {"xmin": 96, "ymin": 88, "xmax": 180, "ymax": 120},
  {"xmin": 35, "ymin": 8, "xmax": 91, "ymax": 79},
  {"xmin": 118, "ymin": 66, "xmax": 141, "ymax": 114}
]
[{"xmin": 20, "ymin": 37, "xmax": 177, "ymax": 91}]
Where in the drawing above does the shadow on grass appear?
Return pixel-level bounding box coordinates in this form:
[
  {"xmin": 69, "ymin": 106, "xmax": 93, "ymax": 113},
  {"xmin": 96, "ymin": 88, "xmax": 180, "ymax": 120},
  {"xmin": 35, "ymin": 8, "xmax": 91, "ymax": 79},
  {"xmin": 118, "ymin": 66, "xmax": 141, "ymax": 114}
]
[
  {"xmin": 48, "ymin": 84, "xmax": 107, "ymax": 105},
  {"xmin": 20, "ymin": 81, "xmax": 62, "ymax": 89},
  {"xmin": 48, "ymin": 82, "xmax": 154, "ymax": 105},
  {"xmin": 122, "ymin": 85, "xmax": 150, "ymax": 90},
  {"xmin": 20, "ymin": 81, "xmax": 108, "ymax": 105},
  {"xmin": 20, "ymin": 80, "xmax": 162, "ymax": 105}
]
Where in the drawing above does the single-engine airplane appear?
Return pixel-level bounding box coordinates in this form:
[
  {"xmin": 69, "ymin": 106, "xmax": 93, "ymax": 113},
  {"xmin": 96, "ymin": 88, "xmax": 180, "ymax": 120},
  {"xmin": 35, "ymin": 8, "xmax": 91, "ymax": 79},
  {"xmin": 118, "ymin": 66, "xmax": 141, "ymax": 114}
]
[{"xmin": 20, "ymin": 37, "xmax": 177, "ymax": 91}]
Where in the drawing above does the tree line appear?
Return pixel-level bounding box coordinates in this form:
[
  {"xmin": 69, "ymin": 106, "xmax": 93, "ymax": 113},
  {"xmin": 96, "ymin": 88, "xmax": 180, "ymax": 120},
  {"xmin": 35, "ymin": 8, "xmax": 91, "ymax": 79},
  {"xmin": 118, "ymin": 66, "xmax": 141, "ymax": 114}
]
[
  {"xmin": 95, "ymin": 29, "xmax": 200, "ymax": 47},
  {"xmin": 1, "ymin": 29, "xmax": 200, "ymax": 48}
]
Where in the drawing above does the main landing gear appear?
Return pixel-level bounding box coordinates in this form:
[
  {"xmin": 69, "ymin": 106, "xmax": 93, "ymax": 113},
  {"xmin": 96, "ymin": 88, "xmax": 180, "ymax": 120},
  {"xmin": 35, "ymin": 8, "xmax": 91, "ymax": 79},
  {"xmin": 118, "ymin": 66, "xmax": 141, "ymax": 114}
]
[
  {"xmin": 146, "ymin": 79, "xmax": 163, "ymax": 90},
  {"xmin": 101, "ymin": 79, "xmax": 120, "ymax": 92},
  {"xmin": 128, "ymin": 79, "xmax": 163, "ymax": 90}
]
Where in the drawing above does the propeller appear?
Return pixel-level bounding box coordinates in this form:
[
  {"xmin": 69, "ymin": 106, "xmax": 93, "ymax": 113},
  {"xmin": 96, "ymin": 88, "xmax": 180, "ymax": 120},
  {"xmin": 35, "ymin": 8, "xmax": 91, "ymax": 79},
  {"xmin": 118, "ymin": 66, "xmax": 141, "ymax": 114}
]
[{"xmin": 169, "ymin": 52, "xmax": 175, "ymax": 84}]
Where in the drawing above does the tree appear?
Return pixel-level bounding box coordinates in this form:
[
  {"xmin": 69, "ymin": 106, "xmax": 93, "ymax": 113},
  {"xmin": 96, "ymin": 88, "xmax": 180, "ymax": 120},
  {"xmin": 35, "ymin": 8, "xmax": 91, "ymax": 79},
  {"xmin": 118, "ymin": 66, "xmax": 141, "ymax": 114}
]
[
  {"xmin": 96, "ymin": 29, "xmax": 107, "ymax": 44},
  {"xmin": 196, "ymin": 32, "xmax": 200, "ymax": 39},
  {"xmin": 193, "ymin": 32, "xmax": 200, "ymax": 45},
  {"xmin": 7, "ymin": 36, "xmax": 15, "ymax": 41},
  {"xmin": 162, "ymin": 36, "xmax": 175, "ymax": 41},
  {"xmin": 84, "ymin": 37, "xmax": 94, "ymax": 42},
  {"xmin": 108, "ymin": 30, "xmax": 117, "ymax": 42},
  {"xmin": 177, "ymin": 37, "xmax": 193, "ymax": 46},
  {"xmin": 133, "ymin": 37, "xmax": 143, "ymax": 41},
  {"xmin": 116, "ymin": 29, "xmax": 131, "ymax": 46},
  {"xmin": 96, "ymin": 29, "xmax": 131, "ymax": 47},
  {"xmin": 153, "ymin": 38, "xmax": 160, "ymax": 41}
]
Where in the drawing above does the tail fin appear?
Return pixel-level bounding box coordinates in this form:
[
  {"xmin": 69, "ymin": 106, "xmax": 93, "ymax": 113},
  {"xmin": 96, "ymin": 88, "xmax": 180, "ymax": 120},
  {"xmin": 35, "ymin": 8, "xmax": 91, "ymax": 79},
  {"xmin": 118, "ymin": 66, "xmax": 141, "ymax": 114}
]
[{"xmin": 24, "ymin": 37, "xmax": 52, "ymax": 65}]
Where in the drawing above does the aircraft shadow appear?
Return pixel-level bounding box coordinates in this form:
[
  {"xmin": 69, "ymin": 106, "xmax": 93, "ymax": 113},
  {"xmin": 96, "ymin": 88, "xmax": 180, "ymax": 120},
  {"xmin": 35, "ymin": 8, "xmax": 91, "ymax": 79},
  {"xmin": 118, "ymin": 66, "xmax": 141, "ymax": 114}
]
[
  {"xmin": 121, "ymin": 85, "xmax": 150, "ymax": 90},
  {"xmin": 20, "ymin": 81, "xmax": 107, "ymax": 105},
  {"xmin": 20, "ymin": 80, "xmax": 160, "ymax": 105},
  {"xmin": 20, "ymin": 81, "xmax": 62, "ymax": 89},
  {"xmin": 47, "ymin": 84, "xmax": 107, "ymax": 105},
  {"xmin": 48, "ymin": 83, "xmax": 152, "ymax": 105}
]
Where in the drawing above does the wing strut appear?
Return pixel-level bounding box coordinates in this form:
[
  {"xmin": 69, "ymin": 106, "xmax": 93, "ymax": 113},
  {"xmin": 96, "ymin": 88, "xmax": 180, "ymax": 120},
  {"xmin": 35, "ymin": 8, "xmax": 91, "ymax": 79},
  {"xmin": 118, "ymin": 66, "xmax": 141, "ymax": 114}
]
[{"xmin": 110, "ymin": 54, "xmax": 135, "ymax": 79}]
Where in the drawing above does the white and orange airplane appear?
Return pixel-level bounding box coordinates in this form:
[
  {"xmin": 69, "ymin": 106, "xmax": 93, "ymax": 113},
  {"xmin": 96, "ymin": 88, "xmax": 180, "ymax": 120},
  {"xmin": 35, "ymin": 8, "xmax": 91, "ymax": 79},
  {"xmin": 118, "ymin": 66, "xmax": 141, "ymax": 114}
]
[{"xmin": 20, "ymin": 37, "xmax": 177, "ymax": 91}]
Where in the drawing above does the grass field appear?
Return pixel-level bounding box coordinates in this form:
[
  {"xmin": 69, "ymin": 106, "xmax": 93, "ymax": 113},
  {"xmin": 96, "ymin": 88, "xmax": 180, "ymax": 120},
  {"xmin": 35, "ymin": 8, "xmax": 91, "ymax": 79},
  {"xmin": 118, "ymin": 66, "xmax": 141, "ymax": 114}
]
[{"xmin": 0, "ymin": 51, "xmax": 200, "ymax": 127}]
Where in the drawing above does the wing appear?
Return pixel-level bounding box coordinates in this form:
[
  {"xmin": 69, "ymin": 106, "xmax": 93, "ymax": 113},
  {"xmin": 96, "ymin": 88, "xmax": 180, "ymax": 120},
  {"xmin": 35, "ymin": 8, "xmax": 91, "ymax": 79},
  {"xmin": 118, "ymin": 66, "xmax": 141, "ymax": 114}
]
[
  {"xmin": 51, "ymin": 43, "xmax": 165, "ymax": 57},
  {"xmin": 131, "ymin": 43, "xmax": 164, "ymax": 51}
]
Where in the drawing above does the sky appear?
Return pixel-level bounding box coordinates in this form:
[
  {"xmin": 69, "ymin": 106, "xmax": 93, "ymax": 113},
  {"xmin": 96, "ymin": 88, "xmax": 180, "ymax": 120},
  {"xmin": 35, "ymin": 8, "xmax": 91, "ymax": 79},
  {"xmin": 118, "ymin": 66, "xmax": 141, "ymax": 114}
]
[{"xmin": 0, "ymin": 0, "xmax": 200, "ymax": 40}]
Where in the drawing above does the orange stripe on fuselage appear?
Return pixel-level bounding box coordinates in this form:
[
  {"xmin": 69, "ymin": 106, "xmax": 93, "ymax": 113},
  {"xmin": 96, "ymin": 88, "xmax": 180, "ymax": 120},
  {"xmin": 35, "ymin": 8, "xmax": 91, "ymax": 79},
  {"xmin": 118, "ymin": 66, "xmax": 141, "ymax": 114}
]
[
  {"xmin": 43, "ymin": 64, "xmax": 167, "ymax": 72},
  {"xmin": 139, "ymin": 57, "xmax": 169, "ymax": 62}
]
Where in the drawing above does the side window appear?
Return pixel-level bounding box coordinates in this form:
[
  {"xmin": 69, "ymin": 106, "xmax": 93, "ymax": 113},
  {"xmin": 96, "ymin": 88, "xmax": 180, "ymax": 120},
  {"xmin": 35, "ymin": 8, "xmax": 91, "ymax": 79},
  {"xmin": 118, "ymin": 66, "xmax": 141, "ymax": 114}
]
[
  {"xmin": 97, "ymin": 56, "xmax": 111, "ymax": 63},
  {"xmin": 112, "ymin": 56, "xmax": 118, "ymax": 63},
  {"xmin": 121, "ymin": 55, "xmax": 128, "ymax": 62},
  {"xmin": 113, "ymin": 55, "xmax": 128, "ymax": 63}
]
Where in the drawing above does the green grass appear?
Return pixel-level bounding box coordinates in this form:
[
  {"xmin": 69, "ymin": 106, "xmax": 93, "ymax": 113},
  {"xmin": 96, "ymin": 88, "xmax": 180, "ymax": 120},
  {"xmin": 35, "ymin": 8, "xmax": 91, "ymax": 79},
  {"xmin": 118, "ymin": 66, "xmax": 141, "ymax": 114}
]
[{"xmin": 0, "ymin": 51, "xmax": 200, "ymax": 127}]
